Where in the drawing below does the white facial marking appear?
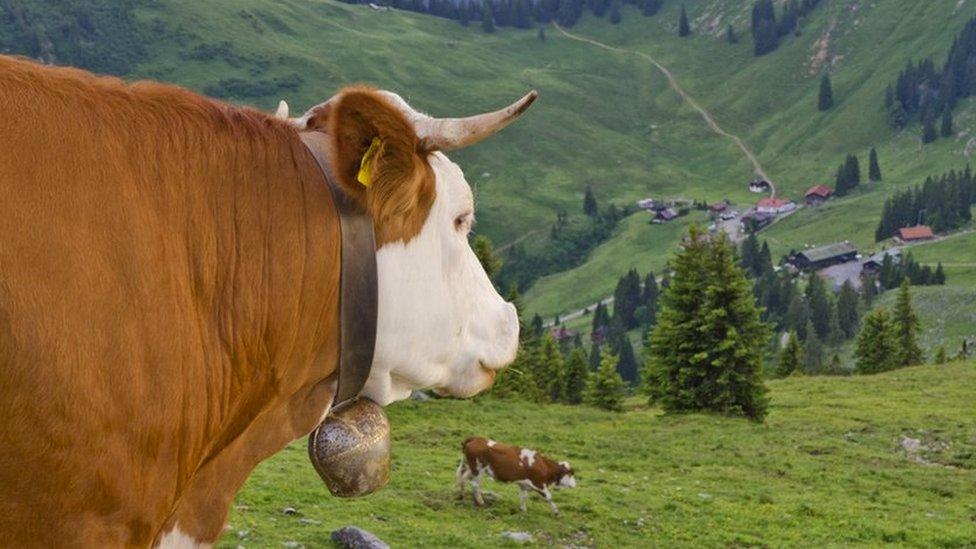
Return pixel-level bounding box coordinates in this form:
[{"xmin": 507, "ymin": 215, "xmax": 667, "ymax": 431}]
[
  {"xmin": 361, "ymin": 151, "xmax": 519, "ymax": 405},
  {"xmin": 520, "ymin": 448, "xmax": 536, "ymax": 467},
  {"xmin": 560, "ymin": 474, "xmax": 577, "ymax": 488},
  {"xmin": 156, "ymin": 525, "xmax": 208, "ymax": 549},
  {"xmin": 487, "ymin": 439, "xmax": 496, "ymax": 447}
]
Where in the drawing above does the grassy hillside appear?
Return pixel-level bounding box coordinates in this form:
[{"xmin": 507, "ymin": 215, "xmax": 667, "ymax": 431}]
[
  {"xmin": 220, "ymin": 361, "xmax": 976, "ymax": 547},
  {"xmin": 10, "ymin": 0, "xmax": 975, "ymax": 319}
]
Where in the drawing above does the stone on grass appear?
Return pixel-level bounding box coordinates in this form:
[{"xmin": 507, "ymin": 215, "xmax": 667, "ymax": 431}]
[
  {"xmin": 501, "ymin": 531, "xmax": 532, "ymax": 543},
  {"xmin": 410, "ymin": 390, "xmax": 430, "ymax": 401},
  {"xmin": 330, "ymin": 526, "xmax": 390, "ymax": 549}
]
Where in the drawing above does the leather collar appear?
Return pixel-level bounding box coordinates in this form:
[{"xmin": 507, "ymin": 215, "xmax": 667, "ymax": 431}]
[{"xmin": 299, "ymin": 132, "xmax": 378, "ymax": 408}]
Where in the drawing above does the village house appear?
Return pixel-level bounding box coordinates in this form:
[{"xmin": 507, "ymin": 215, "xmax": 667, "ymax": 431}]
[
  {"xmin": 756, "ymin": 197, "xmax": 796, "ymax": 215},
  {"xmin": 804, "ymin": 185, "xmax": 833, "ymax": 205},
  {"xmin": 862, "ymin": 248, "xmax": 901, "ymax": 276},
  {"xmin": 636, "ymin": 198, "xmax": 657, "ymax": 211},
  {"xmin": 709, "ymin": 199, "xmax": 730, "ymax": 215},
  {"xmin": 740, "ymin": 211, "xmax": 776, "ymax": 231},
  {"xmin": 896, "ymin": 225, "xmax": 935, "ymax": 243},
  {"xmin": 654, "ymin": 208, "xmax": 679, "ymax": 222},
  {"xmin": 789, "ymin": 242, "xmax": 859, "ymax": 271},
  {"xmin": 749, "ymin": 178, "xmax": 772, "ymax": 193}
]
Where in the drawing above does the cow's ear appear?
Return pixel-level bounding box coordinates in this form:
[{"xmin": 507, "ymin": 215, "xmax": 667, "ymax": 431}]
[{"xmin": 322, "ymin": 87, "xmax": 435, "ymax": 245}]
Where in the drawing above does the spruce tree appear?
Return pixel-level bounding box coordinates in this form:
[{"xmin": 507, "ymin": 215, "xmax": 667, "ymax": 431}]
[
  {"xmin": 530, "ymin": 313, "xmax": 544, "ymax": 338},
  {"xmin": 891, "ymin": 279, "xmax": 924, "ymax": 368},
  {"xmin": 564, "ymin": 347, "xmax": 589, "ymax": 404},
  {"xmin": 588, "ymin": 343, "xmax": 602, "ymax": 370},
  {"xmin": 646, "ymin": 229, "xmax": 770, "ymax": 421},
  {"xmin": 836, "ymin": 280, "xmax": 860, "ymax": 339},
  {"xmin": 535, "ymin": 334, "xmax": 565, "ymax": 402},
  {"xmin": 473, "ymin": 235, "xmax": 501, "ymax": 281},
  {"xmin": 481, "ymin": 6, "xmax": 496, "ymax": 33},
  {"xmin": 777, "ymin": 331, "xmax": 802, "ymax": 377},
  {"xmin": 583, "ymin": 185, "xmax": 598, "ymax": 217},
  {"xmin": 586, "ymin": 352, "xmax": 627, "ymax": 411},
  {"xmin": 726, "ymin": 24, "xmax": 738, "ymax": 44},
  {"xmin": 537, "ymin": 26, "xmax": 546, "ymax": 42},
  {"xmin": 934, "ymin": 262, "xmax": 946, "ymax": 285},
  {"xmin": 827, "ymin": 354, "xmax": 843, "ymax": 375},
  {"xmin": 616, "ymin": 338, "xmax": 639, "ymax": 384},
  {"xmin": 941, "ymin": 108, "xmax": 954, "ymax": 138},
  {"xmin": 609, "ymin": 0, "xmax": 621, "ymax": 24},
  {"xmin": 818, "ymin": 73, "xmax": 834, "ymax": 111},
  {"xmin": 805, "ymin": 274, "xmax": 832, "ymax": 340},
  {"xmin": 868, "ymin": 147, "xmax": 882, "ymax": 181},
  {"xmin": 922, "ymin": 114, "xmax": 938, "ymax": 144},
  {"xmin": 803, "ymin": 319, "xmax": 823, "ymax": 374},
  {"xmin": 935, "ymin": 346, "xmax": 947, "ymax": 365},
  {"xmin": 678, "ymin": 4, "xmax": 691, "ymax": 37},
  {"xmin": 856, "ymin": 308, "xmax": 896, "ymax": 374}
]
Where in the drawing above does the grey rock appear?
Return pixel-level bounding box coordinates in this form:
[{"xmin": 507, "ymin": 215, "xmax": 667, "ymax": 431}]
[
  {"xmin": 331, "ymin": 526, "xmax": 390, "ymax": 549},
  {"xmin": 501, "ymin": 531, "xmax": 533, "ymax": 543},
  {"xmin": 282, "ymin": 507, "xmax": 298, "ymax": 516},
  {"xmin": 282, "ymin": 542, "xmax": 304, "ymax": 549},
  {"xmin": 410, "ymin": 390, "xmax": 431, "ymax": 401}
]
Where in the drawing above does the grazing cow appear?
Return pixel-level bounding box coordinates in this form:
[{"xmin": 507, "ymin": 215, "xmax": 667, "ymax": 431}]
[
  {"xmin": 0, "ymin": 55, "xmax": 533, "ymax": 547},
  {"xmin": 458, "ymin": 437, "xmax": 577, "ymax": 515}
]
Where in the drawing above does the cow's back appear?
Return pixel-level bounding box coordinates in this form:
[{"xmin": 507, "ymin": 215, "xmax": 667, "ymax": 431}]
[{"xmin": 0, "ymin": 55, "xmax": 337, "ymax": 546}]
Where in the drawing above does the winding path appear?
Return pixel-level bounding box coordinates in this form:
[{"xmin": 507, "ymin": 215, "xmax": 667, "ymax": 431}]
[{"xmin": 553, "ymin": 23, "xmax": 776, "ymax": 196}]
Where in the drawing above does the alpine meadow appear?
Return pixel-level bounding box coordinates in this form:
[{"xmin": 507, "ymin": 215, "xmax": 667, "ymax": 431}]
[{"xmin": 2, "ymin": 0, "xmax": 976, "ymax": 547}]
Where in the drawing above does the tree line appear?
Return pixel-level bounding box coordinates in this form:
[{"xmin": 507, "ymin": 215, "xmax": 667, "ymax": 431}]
[
  {"xmin": 875, "ymin": 165, "xmax": 975, "ymax": 240},
  {"xmin": 350, "ymin": 0, "xmax": 666, "ymax": 32},
  {"xmin": 498, "ymin": 186, "xmax": 626, "ymax": 293},
  {"xmin": 751, "ymin": 0, "xmax": 821, "ymax": 57},
  {"xmin": 884, "ymin": 15, "xmax": 976, "ymax": 142},
  {"xmin": 833, "ymin": 148, "xmax": 882, "ymax": 196}
]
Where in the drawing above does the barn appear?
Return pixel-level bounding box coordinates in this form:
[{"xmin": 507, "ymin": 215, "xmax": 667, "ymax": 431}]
[{"xmin": 790, "ymin": 242, "xmax": 859, "ymax": 271}]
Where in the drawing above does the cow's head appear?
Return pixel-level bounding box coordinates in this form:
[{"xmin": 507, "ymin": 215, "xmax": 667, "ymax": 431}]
[
  {"xmin": 556, "ymin": 461, "xmax": 577, "ymax": 489},
  {"xmin": 284, "ymin": 88, "xmax": 533, "ymax": 405}
]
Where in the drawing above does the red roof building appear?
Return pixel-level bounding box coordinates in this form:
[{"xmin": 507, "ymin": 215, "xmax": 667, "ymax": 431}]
[
  {"xmin": 804, "ymin": 185, "xmax": 833, "ymax": 205},
  {"xmin": 756, "ymin": 197, "xmax": 796, "ymax": 214},
  {"xmin": 897, "ymin": 225, "xmax": 935, "ymax": 242}
]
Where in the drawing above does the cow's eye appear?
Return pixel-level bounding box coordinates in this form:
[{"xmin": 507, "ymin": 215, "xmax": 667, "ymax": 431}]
[{"xmin": 455, "ymin": 213, "xmax": 472, "ymax": 233}]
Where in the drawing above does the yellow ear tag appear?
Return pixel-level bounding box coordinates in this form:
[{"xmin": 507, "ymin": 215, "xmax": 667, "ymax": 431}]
[{"xmin": 357, "ymin": 138, "xmax": 381, "ymax": 187}]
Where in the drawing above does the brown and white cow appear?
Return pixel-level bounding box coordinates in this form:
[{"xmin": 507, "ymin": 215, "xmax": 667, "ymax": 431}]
[
  {"xmin": 458, "ymin": 437, "xmax": 577, "ymax": 515},
  {"xmin": 0, "ymin": 55, "xmax": 532, "ymax": 547}
]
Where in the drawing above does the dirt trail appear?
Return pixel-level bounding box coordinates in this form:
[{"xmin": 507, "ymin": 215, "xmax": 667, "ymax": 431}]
[{"xmin": 554, "ymin": 23, "xmax": 776, "ymax": 197}]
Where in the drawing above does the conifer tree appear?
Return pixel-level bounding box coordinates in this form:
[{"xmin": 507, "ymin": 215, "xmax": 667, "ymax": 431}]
[
  {"xmin": 856, "ymin": 308, "xmax": 896, "ymax": 374},
  {"xmin": 805, "ymin": 274, "xmax": 832, "ymax": 340},
  {"xmin": 922, "ymin": 113, "xmax": 938, "ymax": 143},
  {"xmin": 609, "ymin": 0, "xmax": 621, "ymax": 24},
  {"xmin": 941, "ymin": 108, "xmax": 954, "ymax": 138},
  {"xmin": 803, "ymin": 319, "xmax": 823, "ymax": 374},
  {"xmin": 935, "ymin": 346, "xmax": 947, "ymax": 365},
  {"xmin": 530, "ymin": 313, "xmax": 544, "ymax": 338},
  {"xmin": 641, "ymin": 272, "xmax": 659, "ymax": 326},
  {"xmin": 818, "ymin": 73, "xmax": 834, "ymax": 111},
  {"xmin": 777, "ymin": 331, "xmax": 802, "ymax": 377},
  {"xmin": 586, "ymin": 352, "xmax": 627, "ymax": 411},
  {"xmin": 588, "ymin": 343, "xmax": 602, "ymax": 370},
  {"xmin": 827, "ymin": 354, "xmax": 843, "ymax": 375},
  {"xmin": 616, "ymin": 337, "xmax": 639, "ymax": 384},
  {"xmin": 646, "ymin": 229, "xmax": 770, "ymax": 421},
  {"xmin": 678, "ymin": 4, "xmax": 691, "ymax": 37},
  {"xmin": 934, "ymin": 262, "xmax": 946, "ymax": 285},
  {"xmin": 583, "ymin": 185, "xmax": 599, "ymax": 217},
  {"xmin": 481, "ymin": 6, "xmax": 496, "ymax": 33},
  {"xmin": 862, "ymin": 275, "xmax": 878, "ymax": 305},
  {"xmin": 563, "ymin": 347, "xmax": 589, "ymax": 404},
  {"xmin": 868, "ymin": 147, "xmax": 882, "ymax": 181},
  {"xmin": 537, "ymin": 26, "xmax": 546, "ymax": 42},
  {"xmin": 891, "ymin": 279, "xmax": 924, "ymax": 368},
  {"xmin": 836, "ymin": 280, "xmax": 860, "ymax": 339},
  {"xmin": 473, "ymin": 235, "xmax": 501, "ymax": 282},
  {"xmin": 726, "ymin": 24, "xmax": 737, "ymax": 44},
  {"xmin": 534, "ymin": 334, "xmax": 565, "ymax": 402}
]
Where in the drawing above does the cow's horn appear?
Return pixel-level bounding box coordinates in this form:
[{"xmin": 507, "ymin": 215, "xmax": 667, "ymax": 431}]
[
  {"xmin": 390, "ymin": 90, "xmax": 538, "ymax": 151},
  {"xmin": 275, "ymin": 100, "xmax": 290, "ymax": 120}
]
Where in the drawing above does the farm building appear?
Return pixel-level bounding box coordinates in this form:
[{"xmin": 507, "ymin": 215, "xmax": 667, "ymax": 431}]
[
  {"xmin": 789, "ymin": 242, "xmax": 859, "ymax": 271},
  {"xmin": 740, "ymin": 211, "xmax": 776, "ymax": 231},
  {"xmin": 862, "ymin": 249, "xmax": 901, "ymax": 276},
  {"xmin": 709, "ymin": 199, "xmax": 730, "ymax": 214},
  {"xmin": 636, "ymin": 198, "xmax": 657, "ymax": 211},
  {"xmin": 756, "ymin": 197, "xmax": 797, "ymax": 214},
  {"xmin": 655, "ymin": 208, "xmax": 678, "ymax": 222},
  {"xmin": 749, "ymin": 178, "xmax": 772, "ymax": 193},
  {"xmin": 550, "ymin": 325, "xmax": 578, "ymax": 343},
  {"xmin": 804, "ymin": 185, "xmax": 833, "ymax": 205},
  {"xmin": 897, "ymin": 225, "xmax": 935, "ymax": 242}
]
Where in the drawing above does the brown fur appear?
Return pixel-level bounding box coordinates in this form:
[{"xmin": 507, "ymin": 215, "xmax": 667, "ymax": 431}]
[
  {"xmin": 0, "ymin": 55, "xmax": 433, "ymax": 546},
  {"xmin": 460, "ymin": 437, "xmax": 572, "ymax": 491}
]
